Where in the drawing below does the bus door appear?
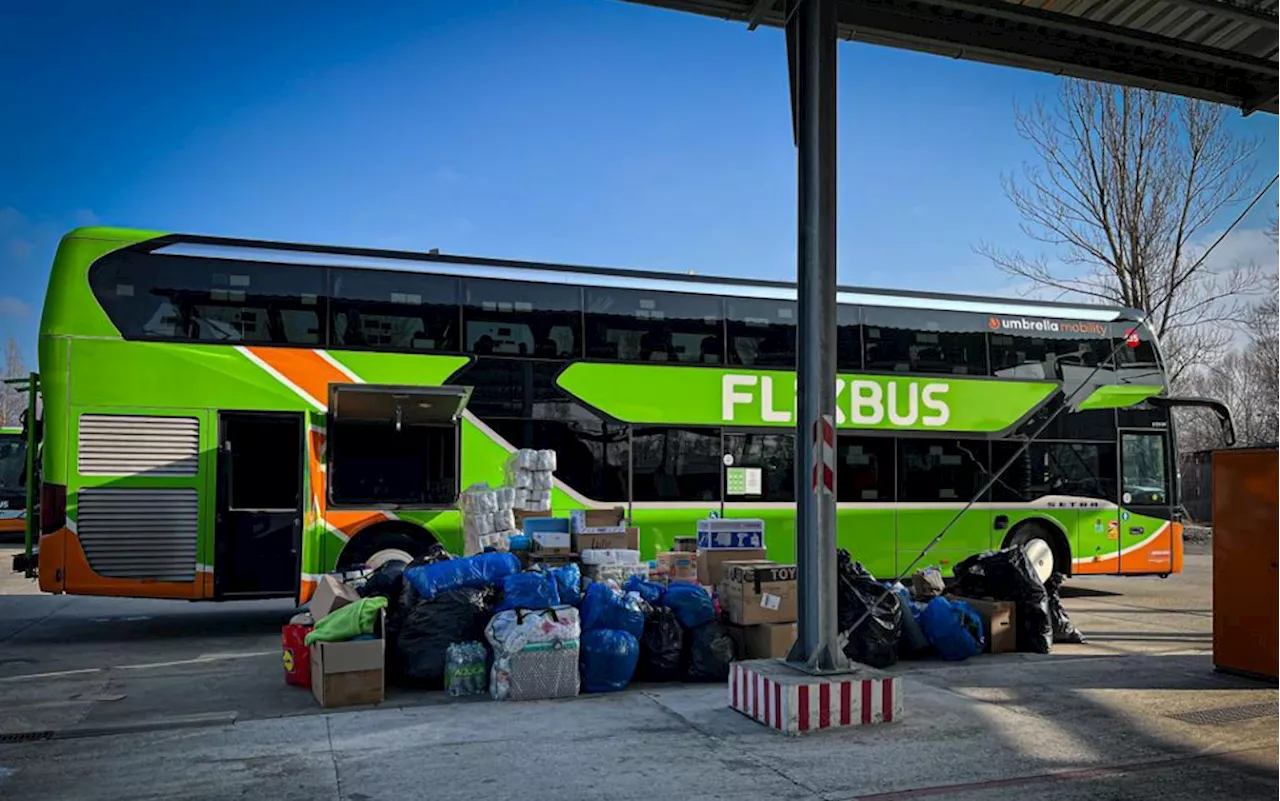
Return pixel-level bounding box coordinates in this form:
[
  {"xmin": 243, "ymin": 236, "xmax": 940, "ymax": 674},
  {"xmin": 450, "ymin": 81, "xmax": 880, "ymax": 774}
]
[
  {"xmin": 215, "ymin": 412, "xmax": 305, "ymax": 598},
  {"xmin": 1118, "ymin": 428, "xmax": 1175, "ymax": 574}
]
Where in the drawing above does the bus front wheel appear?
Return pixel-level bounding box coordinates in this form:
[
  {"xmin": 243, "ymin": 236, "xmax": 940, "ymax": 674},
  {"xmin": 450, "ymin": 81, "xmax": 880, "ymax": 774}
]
[{"xmin": 1006, "ymin": 523, "xmax": 1067, "ymax": 584}]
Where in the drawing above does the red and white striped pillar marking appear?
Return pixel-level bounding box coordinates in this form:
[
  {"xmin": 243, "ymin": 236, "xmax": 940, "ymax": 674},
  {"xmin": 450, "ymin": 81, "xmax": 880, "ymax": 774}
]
[
  {"xmin": 812, "ymin": 414, "xmax": 835, "ymax": 496},
  {"xmin": 729, "ymin": 661, "xmax": 901, "ymax": 734}
]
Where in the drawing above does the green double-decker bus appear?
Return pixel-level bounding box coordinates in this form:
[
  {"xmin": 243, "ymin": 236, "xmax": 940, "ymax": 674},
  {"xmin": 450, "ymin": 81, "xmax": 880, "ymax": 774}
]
[{"xmin": 30, "ymin": 226, "xmax": 1199, "ymax": 602}]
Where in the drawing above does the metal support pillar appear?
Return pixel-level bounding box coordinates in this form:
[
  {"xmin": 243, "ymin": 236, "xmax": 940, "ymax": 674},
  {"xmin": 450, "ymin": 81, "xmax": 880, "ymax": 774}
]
[{"xmin": 787, "ymin": 0, "xmax": 848, "ymax": 674}]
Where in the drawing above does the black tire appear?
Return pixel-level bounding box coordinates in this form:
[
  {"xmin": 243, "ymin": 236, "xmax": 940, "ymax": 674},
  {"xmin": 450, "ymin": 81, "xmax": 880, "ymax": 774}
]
[
  {"xmin": 1006, "ymin": 522, "xmax": 1069, "ymax": 583},
  {"xmin": 337, "ymin": 524, "xmax": 438, "ymax": 570}
]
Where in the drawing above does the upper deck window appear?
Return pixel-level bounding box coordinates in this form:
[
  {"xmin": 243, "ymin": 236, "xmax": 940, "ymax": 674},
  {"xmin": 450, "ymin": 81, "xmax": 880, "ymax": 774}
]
[
  {"xmin": 328, "ymin": 268, "xmax": 459, "ymax": 353},
  {"xmin": 862, "ymin": 307, "xmax": 990, "ymax": 376},
  {"xmin": 585, "ymin": 288, "xmax": 724, "ymax": 365},
  {"xmin": 726, "ymin": 297, "xmax": 796, "ymax": 368},
  {"xmin": 463, "ymin": 279, "xmax": 580, "ymax": 359},
  {"xmin": 90, "ymin": 252, "xmax": 324, "ymax": 346}
]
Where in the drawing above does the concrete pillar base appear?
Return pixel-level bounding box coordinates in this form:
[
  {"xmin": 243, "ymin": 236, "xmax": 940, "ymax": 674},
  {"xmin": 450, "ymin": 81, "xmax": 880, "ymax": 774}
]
[{"xmin": 729, "ymin": 658, "xmax": 902, "ymax": 734}]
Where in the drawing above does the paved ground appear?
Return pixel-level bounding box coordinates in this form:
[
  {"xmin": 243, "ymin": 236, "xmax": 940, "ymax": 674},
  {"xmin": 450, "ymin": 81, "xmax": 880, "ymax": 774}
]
[{"xmin": 0, "ymin": 542, "xmax": 1275, "ymax": 800}]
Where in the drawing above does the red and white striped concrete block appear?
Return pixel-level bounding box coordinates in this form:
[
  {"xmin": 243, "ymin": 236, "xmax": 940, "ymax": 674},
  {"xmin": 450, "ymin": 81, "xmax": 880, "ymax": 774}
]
[{"xmin": 729, "ymin": 659, "xmax": 902, "ymax": 735}]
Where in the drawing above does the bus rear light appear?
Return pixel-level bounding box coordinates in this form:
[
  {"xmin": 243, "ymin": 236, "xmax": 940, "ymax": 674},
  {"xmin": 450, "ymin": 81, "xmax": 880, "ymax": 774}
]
[{"xmin": 40, "ymin": 483, "xmax": 66, "ymax": 535}]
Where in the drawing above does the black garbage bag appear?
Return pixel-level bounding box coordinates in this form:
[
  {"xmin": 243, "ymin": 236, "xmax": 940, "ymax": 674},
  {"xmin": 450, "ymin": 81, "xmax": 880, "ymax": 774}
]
[
  {"xmin": 394, "ymin": 587, "xmax": 492, "ymax": 688},
  {"xmin": 684, "ymin": 620, "xmax": 734, "ymax": 682},
  {"xmin": 637, "ymin": 608, "xmax": 684, "ymax": 682},
  {"xmin": 883, "ymin": 583, "xmax": 930, "ymax": 659},
  {"xmin": 954, "ymin": 547, "xmax": 1052, "ymax": 654},
  {"xmin": 835, "ymin": 551, "xmax": 902, "ymax": 668},
  {"xmin": 359, "ymin": 559, "xmax": 408, "ymax": 602},
  {"xmin": 1044, "ymin": 572, "xmax": 1086, "ymax": 644}
]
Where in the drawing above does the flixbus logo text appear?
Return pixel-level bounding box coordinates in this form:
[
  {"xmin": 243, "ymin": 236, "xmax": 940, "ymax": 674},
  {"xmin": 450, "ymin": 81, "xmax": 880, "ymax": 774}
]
[
  {"xmin": 721, "ymin": 375, "xmax": 950, "ymax": 427},
  {"xmin": 987, "ymin": 316, "xmax": 1107, "ymax": 336}
]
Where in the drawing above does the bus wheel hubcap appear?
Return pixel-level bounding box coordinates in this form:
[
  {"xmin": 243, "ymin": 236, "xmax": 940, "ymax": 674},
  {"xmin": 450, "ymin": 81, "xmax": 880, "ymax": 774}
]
[
  {"xmin": 1023, "ymin": 538, "xmax": 1054, "ymax": 583},
  {"xmin": 367, "ymin": 548, "xmax": 414, "ymax": 571}
]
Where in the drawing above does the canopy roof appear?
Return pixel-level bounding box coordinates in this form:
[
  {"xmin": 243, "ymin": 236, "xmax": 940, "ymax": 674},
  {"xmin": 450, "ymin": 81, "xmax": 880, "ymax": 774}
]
[{"xmin": 627, "ymin": 0, "xmax": 1278, "ymax": 114}]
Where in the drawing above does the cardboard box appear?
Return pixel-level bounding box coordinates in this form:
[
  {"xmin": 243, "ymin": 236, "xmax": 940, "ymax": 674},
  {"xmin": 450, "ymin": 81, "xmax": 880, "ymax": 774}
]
[
  {"xmin": 309, "ymin": 575, "xmax": 360, "ymax": 621},
  {"xmin": 949, "ymin": 596, "xmax": 1017, "ymax": 654},
  {"xmin": 531, "ymin": 530, "xmax": 571, "ymax": 550},
  {"xmin": 574, "ymin": 527, "xmax": 640, "ymax": 552},
  {"xmin": 514, "ymin": 509, "xmax": 553, "ymax": 527},
  {"xmin": 721, "ymin": 562, "xmax": 798, "ymax": 626},
  {"xmin": 523, "ymin": 517, "xmax": 570, "ymax": 535},
  {"xmin": 730, "ymin": 622, "xmax": 796, "ymax": 660},
  {"xmin": 310, "ymin": 609, "xmax": 386, "ymax": 708},
  {"xmin": 657, "ymin": 551, "xmax": 697, "ymax": 582},
  {"xmin": 696, "ymin": 518, "xmax": 765, "ymax": 549},
  {"xmin": 697, "ymin": 547, "xmax": 767, "ymax": 587},
  {"xmin": 570, "ymin": 507, "xmax": 626, "ymax": 532}
]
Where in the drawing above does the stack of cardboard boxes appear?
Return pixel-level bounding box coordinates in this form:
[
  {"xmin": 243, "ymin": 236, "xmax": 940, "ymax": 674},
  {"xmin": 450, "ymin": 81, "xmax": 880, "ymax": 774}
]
[
  {"xmin": 696, "ymin": 519, "xmax": 799, "ymax": 660},
  {"xmin": 306, "ymin": 575, "xmax": 387, "ymax": 708},
  {"xmin": 570, "ymin": 507, "xmax": 647, "ymax": 582}
]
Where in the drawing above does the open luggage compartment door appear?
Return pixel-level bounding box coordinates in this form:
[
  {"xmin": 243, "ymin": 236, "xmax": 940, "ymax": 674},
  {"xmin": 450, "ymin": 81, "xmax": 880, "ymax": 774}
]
[
  {"xmin": 331, "ymin": 384, "xmax": 472, "ymax": 427},
  {"xmin": 328, "ymin": 385, "xmax": 472, "ymax": 509}
]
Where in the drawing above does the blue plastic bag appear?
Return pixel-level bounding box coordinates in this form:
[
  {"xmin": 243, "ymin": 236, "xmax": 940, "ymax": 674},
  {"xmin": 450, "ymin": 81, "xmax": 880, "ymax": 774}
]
[
  {"xmin": 550, "ymin": 563, "xmax": 582, "ymax": 607},
  {"xmin": 623, "ymin": 576, "xmax": 666, "ymax": 607},
  {"xmin": 405, "ymin": 552, "xmax": 520, "ymax": 601},
  {"xmin": 919, "ymin": 597, "xmax": 984, "ymax": 661},
  {"xmin": 580, "ymin": 629, "xmax": 640, "ymax": 693},
  {"xmin": 580, "ymin": 582, "xmax": 645, "ymax": 638},
  {"xmin": 662, "ymin": 582, "xmax": 715, "ymax": 630},
  {"xmin": 497, "ymin": 571, "xmax": 561, "ymax": 612}
]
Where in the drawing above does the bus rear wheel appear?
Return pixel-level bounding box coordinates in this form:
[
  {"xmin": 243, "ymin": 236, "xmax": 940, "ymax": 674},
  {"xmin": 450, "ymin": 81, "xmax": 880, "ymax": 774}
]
[
  {"xmin": 337, "ymin": 525, "xmax": 438, "ymax": 572},
  {"xmin": 1007, "ymin": 523, "xmax": 1065, "ymax": 584}
]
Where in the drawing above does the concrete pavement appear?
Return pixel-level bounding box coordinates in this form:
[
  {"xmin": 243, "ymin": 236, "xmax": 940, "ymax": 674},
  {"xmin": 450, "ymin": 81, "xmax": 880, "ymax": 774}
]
[{"xmin": 0, "ymin": 543, "xmax": 1275, "ymax": 800}]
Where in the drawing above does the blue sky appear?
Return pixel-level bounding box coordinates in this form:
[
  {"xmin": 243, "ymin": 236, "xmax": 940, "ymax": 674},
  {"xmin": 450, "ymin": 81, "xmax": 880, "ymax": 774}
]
[{"xmin": 2, "ymin": 0, "xmax": 1276, "ymax": 365}]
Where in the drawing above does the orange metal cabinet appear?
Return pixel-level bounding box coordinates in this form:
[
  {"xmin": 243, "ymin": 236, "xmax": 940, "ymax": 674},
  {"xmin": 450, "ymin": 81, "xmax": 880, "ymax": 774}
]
[{"xmin": 1212, "ymin": 448, "xmax": 1278, "ymax": 680}]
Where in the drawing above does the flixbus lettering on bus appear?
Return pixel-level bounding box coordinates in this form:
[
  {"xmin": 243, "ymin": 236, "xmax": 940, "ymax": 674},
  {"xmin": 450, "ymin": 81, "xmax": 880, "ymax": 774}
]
[{"xmin": 721, "ymin": 374, "xmax": 950, "ymax": 427}]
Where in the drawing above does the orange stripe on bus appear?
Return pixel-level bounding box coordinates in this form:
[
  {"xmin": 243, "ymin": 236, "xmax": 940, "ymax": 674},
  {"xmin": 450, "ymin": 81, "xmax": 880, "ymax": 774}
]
[
  {"xmin": 1074, "ymin": 522, "xmax": 1182, "ymax": 575},
  {"xmin": 44, "ymin": 527, "xmax": 204, "ymax": 599},
  {"xmin": 244, "ymin": 347, "xmax": 352, "ymax": 409}
]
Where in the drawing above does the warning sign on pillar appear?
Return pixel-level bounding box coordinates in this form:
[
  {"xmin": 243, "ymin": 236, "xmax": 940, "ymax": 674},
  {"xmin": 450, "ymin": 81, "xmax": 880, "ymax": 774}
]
[{"xmin": 812, "ymin": 414, "xmax": 835, "ymax": 496}]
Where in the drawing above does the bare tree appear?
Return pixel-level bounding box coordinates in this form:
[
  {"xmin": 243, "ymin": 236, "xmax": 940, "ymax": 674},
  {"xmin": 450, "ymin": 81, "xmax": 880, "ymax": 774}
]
[
  {"xmin": 977, "ymin": 80, "xmax": 1267, "ymax": 384},
  {"xmin": 1177, "ymin": 278, "xmax": 1279, "ymax": 450},
  {"xmin": 0, "ymin": 337, "xmax": 27, "ymax": 427}
]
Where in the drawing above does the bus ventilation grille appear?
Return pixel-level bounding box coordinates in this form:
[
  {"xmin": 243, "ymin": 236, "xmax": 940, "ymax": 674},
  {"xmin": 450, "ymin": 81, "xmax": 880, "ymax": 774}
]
[{"xmin": 78, "ymin": 414, "xmax": 200, "ymax": 477}]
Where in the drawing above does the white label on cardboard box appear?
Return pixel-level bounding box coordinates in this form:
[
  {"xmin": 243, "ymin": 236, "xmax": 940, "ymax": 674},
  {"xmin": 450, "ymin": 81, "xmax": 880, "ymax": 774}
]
[{"xmin": 760, "ymin": 593, "xmax": 782, "ymax": 611}]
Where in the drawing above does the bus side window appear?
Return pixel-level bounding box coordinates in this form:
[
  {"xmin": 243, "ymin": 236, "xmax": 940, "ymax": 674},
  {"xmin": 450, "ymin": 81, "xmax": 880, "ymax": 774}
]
[
  {"xmin": 836, "ymin": 435, "xmax": 894, "ymax": 502},
  {"xmin": 862, "ymin": 307, "xmax": 990, "ymax": 376},
  {"xmin": 463, "ymin": 279, "xmax": 581, "ymax": 360},
  {"xmin": 328, "ymin": 268, "xmax": 459, "ymax": 353},
  {"xmin": 585, "ymin": 289, "xmax": 724, "ymax": 365},
  {"xmin": 488, "ymin": 417, "xmax": 629, "ymax": 503},
  {"xmin": 836, "ymin": 305, "xmax": 863, "ymax": 372},
  {"xmin": 90, "ymin": 252, "xmax": 327, "ymax": 347},
  {"xmin": 727, "ymin": 298, "xmax": 797, "ymax": 369},
  {"xmin": 723, "ymin": 432, "xmax": 796, "ymax": 501},
  {"xmin": 899, "ymin": 439, "xmax": 990, "ymax": 502},
  {"xmin": 631, "ymin": 427, "xmax": 721, "ymax": 502}
]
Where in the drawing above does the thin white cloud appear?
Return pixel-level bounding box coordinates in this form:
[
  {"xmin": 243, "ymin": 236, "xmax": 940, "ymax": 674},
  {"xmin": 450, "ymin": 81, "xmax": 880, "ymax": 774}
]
[
  {"xmin": 0, "ymin": 297, "xmax": 31, "ymax": 318},
  {"xmin": 6, "ymin": 239, "xmax": 32, "ymax": 262},
  {"xmin": 0, "ymin": 207, "xmax": 26, "ymax": 235},
  {"xmin": 72, "ymin": 209, "xmax": 100, "ymax": 227}
]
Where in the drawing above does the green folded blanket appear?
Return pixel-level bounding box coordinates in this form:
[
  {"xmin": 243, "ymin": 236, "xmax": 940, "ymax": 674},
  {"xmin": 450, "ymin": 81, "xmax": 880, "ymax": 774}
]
[{"xmin": 305, "ymin": 596, "xmax": 388, "ymax": 646}]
